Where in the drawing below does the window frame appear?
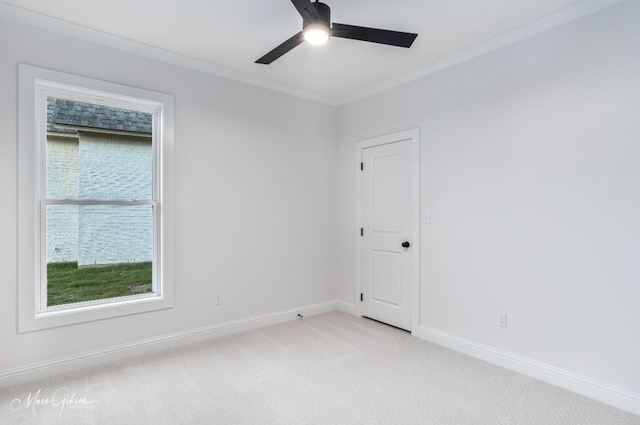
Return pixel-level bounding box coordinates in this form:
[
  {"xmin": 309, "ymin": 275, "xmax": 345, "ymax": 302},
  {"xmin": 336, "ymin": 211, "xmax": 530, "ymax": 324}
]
[{"xmin": 18, "ymin": 64, "xmax": 174, "ymax": 332}]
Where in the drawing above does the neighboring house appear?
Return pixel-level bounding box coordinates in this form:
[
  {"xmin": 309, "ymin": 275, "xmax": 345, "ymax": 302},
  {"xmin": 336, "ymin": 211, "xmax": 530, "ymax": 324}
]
[{"xmin": 46, "ymin": 98, "xmax": 153, "ymax": 266}]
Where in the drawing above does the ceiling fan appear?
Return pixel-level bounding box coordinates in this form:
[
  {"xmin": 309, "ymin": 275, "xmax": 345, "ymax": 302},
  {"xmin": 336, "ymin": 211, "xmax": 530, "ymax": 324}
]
[{"xmin": 255, "ymin": 0, "xmax": 418, "ymax": 64}]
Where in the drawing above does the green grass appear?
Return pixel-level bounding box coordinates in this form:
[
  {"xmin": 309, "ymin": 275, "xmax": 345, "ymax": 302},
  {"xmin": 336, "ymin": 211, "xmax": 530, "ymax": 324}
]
[{"xmin": 47, "ymin": 262, "xmax": 152, "ymax": 306}]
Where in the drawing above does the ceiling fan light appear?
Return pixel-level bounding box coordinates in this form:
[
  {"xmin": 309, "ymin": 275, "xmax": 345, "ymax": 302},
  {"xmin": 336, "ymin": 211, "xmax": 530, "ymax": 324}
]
[{"xmin": 303, "ymin": 22, "xmax": 330, "ymax": 45}]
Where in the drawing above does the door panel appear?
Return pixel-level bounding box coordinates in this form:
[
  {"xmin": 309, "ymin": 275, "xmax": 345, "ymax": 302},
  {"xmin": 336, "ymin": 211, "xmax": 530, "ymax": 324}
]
[
  {"xmin": 371, "ymin": 250, "xmax": 401, "ymax": 306},
  {"xmin": 372, "ymin": 154, "xmax": 402, "ymax": 233},
  {"xmin": 361, "ymin": 138, "xmax": 412, "ymax": 330}
]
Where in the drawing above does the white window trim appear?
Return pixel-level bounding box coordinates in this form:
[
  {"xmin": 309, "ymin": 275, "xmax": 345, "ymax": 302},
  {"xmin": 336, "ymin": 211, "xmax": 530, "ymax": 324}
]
[{"xmin": 18, "ymin": 64, "xmax": 174, "ymax": 332}]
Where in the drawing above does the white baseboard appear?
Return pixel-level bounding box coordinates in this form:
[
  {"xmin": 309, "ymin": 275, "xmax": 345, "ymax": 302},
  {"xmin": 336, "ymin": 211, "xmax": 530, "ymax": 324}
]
[
  {"xmin": 335, "ymin": 300, "xmax": 358, "ymax": 316},
  {"xmin": 0, "ymin": 300, "xmax": 338, "ymax": 389},
  {"xmin": 5, "ymin": 303, "xmax": 638, "ymax": 417},
  {"xmin": 413, "ymin": 325, "xmax": 640, "ymax": 416}
]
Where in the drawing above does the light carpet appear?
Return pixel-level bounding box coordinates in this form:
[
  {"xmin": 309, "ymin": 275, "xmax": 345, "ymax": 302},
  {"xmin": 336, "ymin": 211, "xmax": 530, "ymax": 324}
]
[{"xmin": 1, "ymin": 311, "xmax": 639, "ymax": 424}]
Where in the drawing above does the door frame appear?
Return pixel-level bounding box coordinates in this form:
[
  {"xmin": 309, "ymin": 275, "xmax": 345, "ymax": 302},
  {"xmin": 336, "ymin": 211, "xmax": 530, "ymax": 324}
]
[{"xmin": 355, "ymin": 128, "xmax": 420, "ymax": 333}]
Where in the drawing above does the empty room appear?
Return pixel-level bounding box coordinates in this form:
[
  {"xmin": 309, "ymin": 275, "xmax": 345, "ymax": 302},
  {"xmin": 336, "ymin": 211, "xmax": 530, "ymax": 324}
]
[{"xmin": 0, "ymin": 0, "xmax": 639, "ymax": 423}]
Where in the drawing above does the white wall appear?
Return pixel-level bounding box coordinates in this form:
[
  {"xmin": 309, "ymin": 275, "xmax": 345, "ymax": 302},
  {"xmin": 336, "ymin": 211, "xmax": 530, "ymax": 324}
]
[
  {"xmin": 2, "ymin": 0, "xmax": 639, "ymax": 414},
  {"xmin": 337, "ymin": 0, "xmax": 640, "ymax": 397},
  {"xmin": 0, "ymin": 17, "xmax": 337, "ymax": 372}
]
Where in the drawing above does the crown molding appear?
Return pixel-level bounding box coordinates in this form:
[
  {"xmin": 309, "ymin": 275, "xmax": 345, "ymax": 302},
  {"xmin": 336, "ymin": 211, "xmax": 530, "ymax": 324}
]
[
  {"xmin": 0, "ymin": 2, "xmax": 338, "ymax": 106},
  {"xmin": 0, "ymin": 0, "xmax": 625, "ymax": 107},
  {"xmin": 337, "ymin": 0, "xmax": 625, "ymax": 106}
]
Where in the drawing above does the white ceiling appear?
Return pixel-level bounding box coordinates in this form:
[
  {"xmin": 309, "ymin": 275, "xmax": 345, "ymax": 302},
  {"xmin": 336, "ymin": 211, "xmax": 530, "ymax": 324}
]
[{"xmin": 0, "ymin": 0, "xmax": 620, "ymax": 102}]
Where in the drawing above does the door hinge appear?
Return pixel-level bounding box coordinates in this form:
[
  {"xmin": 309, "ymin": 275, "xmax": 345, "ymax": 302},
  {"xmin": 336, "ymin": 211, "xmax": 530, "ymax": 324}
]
[
  {"xmin": 360, "ymin": 228, "xmax": 364, "ymax": 237},
  {"xmin": 360, "ymin": 293, "xmax": 363, "ymax": 302},
  {"xmin": 360, "ymin": 162, "xmax": 364, "ymax": 171}
]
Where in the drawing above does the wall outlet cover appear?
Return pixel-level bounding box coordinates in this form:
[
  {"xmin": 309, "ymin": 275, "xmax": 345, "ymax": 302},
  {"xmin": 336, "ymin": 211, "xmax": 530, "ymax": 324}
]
[{"xmin": 498, "ymin": 313, "xmax": 507, "ymax": 328}]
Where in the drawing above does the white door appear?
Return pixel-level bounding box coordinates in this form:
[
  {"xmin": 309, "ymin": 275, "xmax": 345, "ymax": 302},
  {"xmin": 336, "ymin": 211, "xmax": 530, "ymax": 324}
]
[{"xmin": 361, "ymin": 137, "xmax": 414, "ymax": 331}]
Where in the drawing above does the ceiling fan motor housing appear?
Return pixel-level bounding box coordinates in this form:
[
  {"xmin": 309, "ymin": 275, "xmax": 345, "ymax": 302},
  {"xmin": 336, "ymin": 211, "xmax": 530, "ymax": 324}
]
[
  {"xmin": 254, "ymin": 0, "xmax": 417, "ymax": 64},
  {"xmin": 303, "ymin": 1, "xmax": 331, "ymax": 29}
]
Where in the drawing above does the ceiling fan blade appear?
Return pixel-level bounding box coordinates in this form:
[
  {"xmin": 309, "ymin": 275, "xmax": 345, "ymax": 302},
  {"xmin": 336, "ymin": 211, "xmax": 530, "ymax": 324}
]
[
  {"xmin": 331, "ymin": 23, "xmax": 417, "ymax": 48},
  {"xmin": 255, "ymin": 32, "xmax": 304, "ymax": 64},
  {"xmin": 290, "ymin": 0, "xmax": 320, "ymax": 21}
]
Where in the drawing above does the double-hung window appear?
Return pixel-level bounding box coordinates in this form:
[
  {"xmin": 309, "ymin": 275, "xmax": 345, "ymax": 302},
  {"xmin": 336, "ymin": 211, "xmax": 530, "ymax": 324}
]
[{"xmin": 18, "ymin": 65, "xmax": 174, "ymax": 332}]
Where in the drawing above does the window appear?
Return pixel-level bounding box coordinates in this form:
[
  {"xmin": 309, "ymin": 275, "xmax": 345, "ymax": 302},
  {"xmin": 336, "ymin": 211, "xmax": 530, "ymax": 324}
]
[{"xmin": 18, "ymin": 65, "xmax": 174, "ymax": 332}]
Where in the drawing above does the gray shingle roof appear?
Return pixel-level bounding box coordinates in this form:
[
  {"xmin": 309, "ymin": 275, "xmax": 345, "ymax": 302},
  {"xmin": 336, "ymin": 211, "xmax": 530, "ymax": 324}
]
[{"xmin": 47, "ymin": 98, "xmax": 152, "ymax": 135}]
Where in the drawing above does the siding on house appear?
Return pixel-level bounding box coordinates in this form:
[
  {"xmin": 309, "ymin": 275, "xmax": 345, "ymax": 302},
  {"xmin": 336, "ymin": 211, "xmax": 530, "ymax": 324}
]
[
  {"xmin": 46, "ymin": 137, "xmax": 79, "ymax": 263},
  {"xmin": 77, "ymin": 133, "xmax": 153, "ymax": 266},
  {"xmin": 46, "ymin": 98, "xmax": 153, "ymax": 266}
]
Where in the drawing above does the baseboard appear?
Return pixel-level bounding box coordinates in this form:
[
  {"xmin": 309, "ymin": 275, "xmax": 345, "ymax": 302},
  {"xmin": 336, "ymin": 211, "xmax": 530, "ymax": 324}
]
[
  {"xmin": 413, "ymin": 325, "xmax": 640, "ymax": 416},
  {"xmin": 6, "ymin": 305, "xmax": 638, "ymax": 417},
  {"xmin": 0, "ymin": 300, "xmax": 338, "ymax": 389},
  {"xmin": 335, "ymin": 299, "xmax": 358, "ymax": 316}
]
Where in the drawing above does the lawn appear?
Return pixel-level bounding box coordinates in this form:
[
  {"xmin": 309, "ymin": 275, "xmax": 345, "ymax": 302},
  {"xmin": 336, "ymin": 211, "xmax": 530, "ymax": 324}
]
[{"xmin": 47, "ymin": 261, "xmax": 152, "ymax": 306}]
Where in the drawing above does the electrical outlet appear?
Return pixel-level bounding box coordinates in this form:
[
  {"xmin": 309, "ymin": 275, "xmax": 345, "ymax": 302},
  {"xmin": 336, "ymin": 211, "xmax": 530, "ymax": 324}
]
[
  {"xmin": 215, "ymin": 293, "xmax": 223, "ymax": 305},
  {"xmin": 497, "ymin": 312, "xmax": 507, "ymax": 328}
]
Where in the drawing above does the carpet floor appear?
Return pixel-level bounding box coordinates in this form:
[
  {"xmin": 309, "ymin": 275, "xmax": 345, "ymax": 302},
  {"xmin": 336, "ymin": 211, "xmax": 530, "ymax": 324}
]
[{"xmin": 1, "ymin": 311, "xmax": 639, "ymax": 424}]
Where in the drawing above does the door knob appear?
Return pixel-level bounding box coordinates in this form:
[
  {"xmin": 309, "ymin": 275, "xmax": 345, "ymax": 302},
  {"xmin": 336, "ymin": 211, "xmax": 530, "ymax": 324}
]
[{"xmin": 402, "ymin": 241, "xmax": 410, "ymax": 248}]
